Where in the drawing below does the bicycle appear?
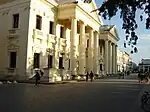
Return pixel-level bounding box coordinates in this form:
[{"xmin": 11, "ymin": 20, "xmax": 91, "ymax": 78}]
[{"xmin": 141, "ymin": 91, "xmax": 150, "ymax": 112}]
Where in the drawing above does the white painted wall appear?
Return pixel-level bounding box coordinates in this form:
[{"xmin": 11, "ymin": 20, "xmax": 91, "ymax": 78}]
[
  {"xmin": 0, "ymin": 0, "xmax": 117, "ymax": 81},
  {"xmin": 26, "ymin": 0, "xmax": 58, "ymax": 76},
  {"xmin": 0, "ymin": 0, "xmax": 30, "ymax": 78}
]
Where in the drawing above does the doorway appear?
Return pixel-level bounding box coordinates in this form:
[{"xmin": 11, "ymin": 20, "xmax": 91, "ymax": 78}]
[{"xmin": 33, "ymin": 53, "xmax": 40, "ymax": 68}]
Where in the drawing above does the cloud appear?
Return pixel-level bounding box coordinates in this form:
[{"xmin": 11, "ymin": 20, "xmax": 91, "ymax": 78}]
[{"xmin": 139, "ymin": 34, "xmax": 150, "ymax": 40}]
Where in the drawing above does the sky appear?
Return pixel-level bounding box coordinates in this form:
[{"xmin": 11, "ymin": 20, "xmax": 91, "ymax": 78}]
[{"xmin": 95, "ymin": 0, "xmax": 150, "ymax": 64}]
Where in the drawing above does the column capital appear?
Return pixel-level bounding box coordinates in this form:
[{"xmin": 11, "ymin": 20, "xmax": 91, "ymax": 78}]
[
  {"xmin": 94, "ymin": 30, "xmax": 99, "ymax": 35},
  {"xmin": 108, "ymin": 40, "xmax": 112, "ymax": 43},
  {"xmin": 78, "ymin": 20, "xmax": 84, "ymax": 24},
  {"xmin": 94, "ymin": 31, "xmax": 99, "ymax": 38},
  {"xmin": 105, "ymin": 39, "xmax": 109, "ymax": 42},
  {"xmin": 89, "ymin": 26, "xmax": 93, "ymax": 31},
  {"xmin": 70, "ymin": 16, "xmax": 77, "ymax": 20},
  {"xmin": 111, "ymin": 42, "xmax": 114, "ymax": 45}
]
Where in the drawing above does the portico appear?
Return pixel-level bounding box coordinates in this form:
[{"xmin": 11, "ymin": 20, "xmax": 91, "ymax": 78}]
[
  {"xmin": 57, "ymin": 1, "xmax": 102, "ymax": 78},
  {"xmin": 100, "ymin": 25, "xmax": 119, "ymax": 76}
]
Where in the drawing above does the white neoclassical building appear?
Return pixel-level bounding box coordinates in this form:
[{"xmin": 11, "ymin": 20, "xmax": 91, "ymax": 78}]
[
  {"xmin": 0, "ymin": 0, "xmax": 119, "ymax": 82},
  {"xmin": 100, "ymin": 25, "xmax": 119, "ymax": 76},
  {"xmin": 117, "ymin": 50, "xmax": 130, "ymax": 73}
]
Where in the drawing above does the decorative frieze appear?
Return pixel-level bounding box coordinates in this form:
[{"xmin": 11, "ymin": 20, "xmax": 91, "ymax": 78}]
[
  {"xmin": 33, "ymin": 29, "xmax": 43, "ymax": 40},
  {"xmin": 7, "ymin": 29, "xmax": 20, "ymax": 39}
]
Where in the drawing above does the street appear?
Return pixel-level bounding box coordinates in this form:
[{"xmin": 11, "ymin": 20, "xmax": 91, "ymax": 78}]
[{"xmin": 0, "ymin": 74, "xmax": 147, "ymax": 112}]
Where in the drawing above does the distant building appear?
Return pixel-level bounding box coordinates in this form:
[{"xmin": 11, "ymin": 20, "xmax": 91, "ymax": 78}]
[
  {"xmin": 139, "ymin": 59, "xmax": 150, "ymax": 72},
  {"xmin": 129, "ymin": 61, "xmax": 137, "ymax": 72},
  {"xmin": 117, "ymin": 50, "xmax": 130, "ymax": 72}
]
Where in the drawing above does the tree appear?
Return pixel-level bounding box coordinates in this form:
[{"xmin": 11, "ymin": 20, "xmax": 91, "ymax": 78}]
[{"xmin": 85, "ymin": 0, "xmax": 150, "ymax": 53}]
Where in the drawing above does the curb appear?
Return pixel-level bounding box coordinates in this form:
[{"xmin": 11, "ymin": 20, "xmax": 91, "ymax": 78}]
[{"xmin": 17, "ymin": 80, "xmax": 78, "ymax": 85}]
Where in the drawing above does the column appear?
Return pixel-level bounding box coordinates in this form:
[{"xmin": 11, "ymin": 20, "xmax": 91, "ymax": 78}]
[
  {"xmin": 93, "ymin": 32, "xmax": 99, "ymax": 75},
  {"xmin": 105, "ymin": 40, "xmax": 108, "ymax": 75},
  {"xmin": 112, "ymin": 43, "xmax": 116, "ymax": 74},
  {"xmin": 108, "ymin": 41, "xmax": 112, "ymax": 75},
  {"xmin": 79, "ymin": 22, "xmax": 86, "ymax": 75},
  {"xmin": 70, "ymin": 18, "xmax": 77, "ymax": 76},
  {"xmin": 115, "ymin": 45, "xmax": 118, "ymax": 74},
  {"xmin": 88, "ymin": 28, "xmax": 94, "ymax": 72}
]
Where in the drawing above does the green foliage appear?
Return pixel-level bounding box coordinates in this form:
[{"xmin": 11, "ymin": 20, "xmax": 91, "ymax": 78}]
[{"xmin": 87, "ymin": 0, "xmax": 150, "ymax": 53}]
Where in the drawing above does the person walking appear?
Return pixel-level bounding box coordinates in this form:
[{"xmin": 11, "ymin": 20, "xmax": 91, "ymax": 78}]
[
  {"xmin": 39, "ymin": 69, "xmax": 44, "ymax": 77},
  {"xmin": 86, "ymin": 72, "xmax": 89, "ymax": 81},
  {"xmin": 90, "ymin": 71, "xmax": 94, "ymax": 82},
  {"xmin": 35, "ymin": 71, "xmax": 40, "ymax": 86},
  {"xmin": 138, "ymin": 71, "xmax": 141, "ymax": 83}
]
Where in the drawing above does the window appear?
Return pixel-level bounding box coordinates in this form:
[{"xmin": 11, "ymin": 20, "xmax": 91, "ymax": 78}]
[
  {"xmin": 34, "ymin": 53, "xmax": 40, "ymax": 68},
  {"xmin": 87, "ymin": 39, "xmax": 89, "ymax": 48},
  {"xmin": 68, "ymin": 59, "xmax": 70, "ymax": 69},
  {"xmin": 99, "ymin": 39, "xmax": 100, "ymax": 46},
  {"xmin": 9, "ymin": 52, "xmax": 17, "ymax": 68},
  {"xmin": 13, "ymin": 13, "xmax": 19, "ymax": 28},
  {"xmin": 60, "ymin": 26, "xmax": 64, "ymax": 38},
  {"xmin": 79, "ymin": 36, "xmax": 80, "ymax": 45},
  {"xmin": 59, "ymin": 57, "xmax": 63, "ymax": 69},
  {"xmin": 100, "ymin": 64, "xmax": 103, "ymax": 71},
  {"xmin": 36, "ymin": 15, "xmax": 42, "ymax": 30},
  {"xmin": 48, "ymin": 55, "xmax": 53, "ymax": 68},
  {"xmin": 49, "ymin": 21, "xmax": 54, "ymax": 34},
  {"xmin": 100, "ymin": 45, "xmax": 102, "ymax": 53}
]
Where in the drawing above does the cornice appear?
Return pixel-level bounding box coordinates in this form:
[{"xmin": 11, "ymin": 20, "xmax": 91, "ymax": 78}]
[
  {"xmin": 40, "ymin": 0, "xmax": 58, "ymax": 8},
  {"xmin": 76, "ymin": 4, "xmax": 102, "ymax": 26}
]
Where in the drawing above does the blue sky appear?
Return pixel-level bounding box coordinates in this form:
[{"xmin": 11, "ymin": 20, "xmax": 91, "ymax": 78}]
[{"xmin": 95, "ymin": 0, "xmax": 150, "ymax": 64}]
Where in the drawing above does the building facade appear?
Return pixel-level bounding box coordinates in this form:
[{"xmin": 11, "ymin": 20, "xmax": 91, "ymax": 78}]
[
  {"xmin": 139, "ymin": 59, "xmax": 150, "ymax": 72},
  {"xmin": 129, "ymin": 61, "xmax": 137, "ymax": 73},
  {"xmin": 117, "ymin": 50, "xmax": 130, "ymax": 73},
  {"xmin": 99, "ymin": 25, "xmax": 119, "ymax": 76},
  {"xmin": 0, "ymin": 0, "xmax": 119, "ymax": 82}
]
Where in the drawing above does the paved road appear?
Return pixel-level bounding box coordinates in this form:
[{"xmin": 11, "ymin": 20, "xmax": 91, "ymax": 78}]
[{"xmin": 0, "ymin": 75, "xmax": 147, "ymax": 112}]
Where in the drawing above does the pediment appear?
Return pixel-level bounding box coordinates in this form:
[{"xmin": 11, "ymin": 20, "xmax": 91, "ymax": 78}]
[
  {"xmin": 109, "ymin": 26, "xmax": 120, "ymax": 41},
  {"xmin": 89, "ymin": 1, "xmax": 102, "ymax": 24},
  {"xmin": 78, "ymin": 0, "xmax": 103, "ymax": 24}
]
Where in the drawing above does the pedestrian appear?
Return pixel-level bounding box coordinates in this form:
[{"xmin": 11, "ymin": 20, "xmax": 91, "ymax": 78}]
[
  {"xmin": 90, "ymin": 71, "xmax": 94, "ymax": 82},
  {"xmin": 127, "ymin": 71, "xmax": 130, "ymax": 76},
  {"xmin": 86, "ymin": 72, "xmax": 89, "ymax": 81},
  {"xmin": 138, "ymin": 71, "xmax": 141, "ymax": 83},
  {"xmin": 35, "ymin": 71, "xmax": 40, "ymax": 86},
  {"xmin": 39, "ymin": 69, "xmax": 44, "ymax": 77}
]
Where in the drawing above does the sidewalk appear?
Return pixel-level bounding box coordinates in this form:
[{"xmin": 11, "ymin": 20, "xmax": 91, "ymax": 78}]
[
  {"xmin": 0, "ymin": 74, "xmax": 137, "ymax": 85},
  {"xmin": 0, "ymin": 78, "xmax": 78, "ymax": 85},
  {"xmin": 101, "ymin": 75, "xmax": 119, "ymax": 79},
  {"xmin": 0, "ymin": 74, "xmax": 78, "ymax": 85}
]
